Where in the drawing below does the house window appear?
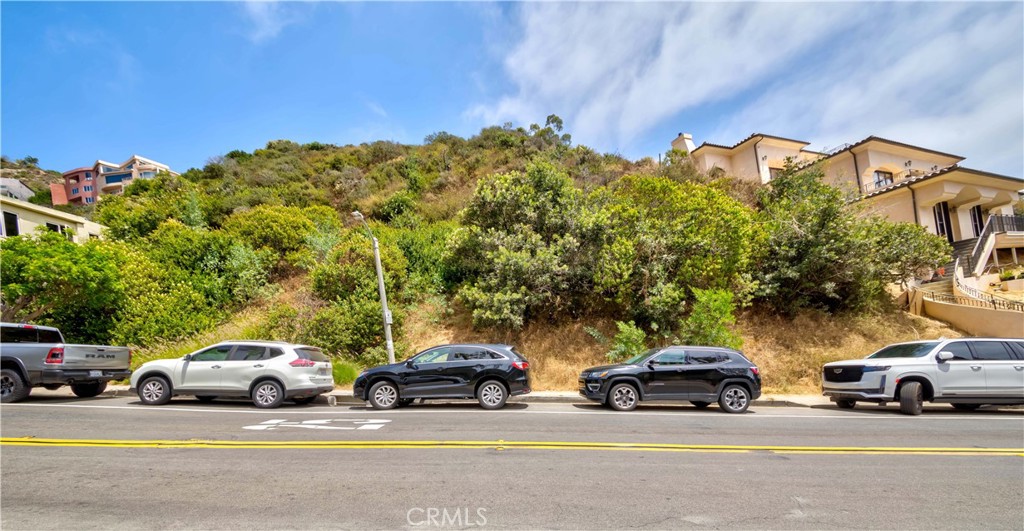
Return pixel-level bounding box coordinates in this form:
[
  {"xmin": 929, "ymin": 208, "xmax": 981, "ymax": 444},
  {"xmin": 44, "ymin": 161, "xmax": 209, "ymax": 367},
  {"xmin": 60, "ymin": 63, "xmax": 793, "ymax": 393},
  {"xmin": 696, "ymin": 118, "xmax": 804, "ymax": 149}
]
[
  {"xmin": 768, "ymin": 167, "xmax": 783, "ymax": 180},
  {"xmin": 873, "ymin": 170, "xmax": 894, "ymax": 188},
  {"xmin": 85, "ymin": 172, "xmax": 91, "ymax": 179},
  {"xmin": 84, "ymin": 185, "xmax": 93, "ymax": 192},
  {"xmin": 85, "ymin": 197, "xmax": 95, "ymax": 204},
  {"xmin": 71, "ymin": 187, "xmax": 79, "ymax": 195},
  {"xmin": 2, "ymin": 211, "xmax": 19, "ymax": 237},
  {"xmin": 933, "ymin": 201, "xmax": 953, "ymax": 243}
]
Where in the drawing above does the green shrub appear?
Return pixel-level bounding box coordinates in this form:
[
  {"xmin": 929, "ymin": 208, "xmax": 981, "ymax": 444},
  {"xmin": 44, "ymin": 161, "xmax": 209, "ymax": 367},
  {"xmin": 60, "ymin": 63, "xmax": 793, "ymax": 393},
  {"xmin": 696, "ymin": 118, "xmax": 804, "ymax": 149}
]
[
  {"xmin": 310, "ymin": 230, "xmax": 408, "ymax": 302},
  {"xmin": 299, "ymin": 298, "xmax": 401, "ymax": 361},
  {"xmin": 332, "ymin": 359, "xmax": 361, "ymax": 385},
  {"xmin": 372, "ymin": 191, "xmax": 417, "ymax": 222},
  {"xmin": 677, "ymin": 288, "xmax": 742, "ymax": 350},
  {"xmin": 606, "ymin": 321, "xmax": 648, "ymax": 363}
]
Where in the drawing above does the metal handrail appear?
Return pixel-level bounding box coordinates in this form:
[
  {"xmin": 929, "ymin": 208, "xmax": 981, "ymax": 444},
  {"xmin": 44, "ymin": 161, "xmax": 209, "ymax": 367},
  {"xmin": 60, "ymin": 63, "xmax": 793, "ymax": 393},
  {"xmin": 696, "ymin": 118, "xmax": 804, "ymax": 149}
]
[
  {"xmin": 965, "ymin": 215, "xmax": 1024, "ymax": 277},
  {"xmin": 952, "ymin": 257, "xmax": 1021, "ymax": 309},
  {"xmin": 922, "ymin": 289, "xmax": 1024, "ymax": 313}
]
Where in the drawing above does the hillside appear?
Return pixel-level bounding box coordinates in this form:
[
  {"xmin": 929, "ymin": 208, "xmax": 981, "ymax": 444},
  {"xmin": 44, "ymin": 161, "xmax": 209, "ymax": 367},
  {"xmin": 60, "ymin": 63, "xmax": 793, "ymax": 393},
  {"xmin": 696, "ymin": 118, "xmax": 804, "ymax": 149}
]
[
  {"xmin": 1, "ymin": 117, "xmax": 957, "ymax": 393},
  {"xmin": 0, "ymin": 157, "xmax": 63, "ymax": 201}
]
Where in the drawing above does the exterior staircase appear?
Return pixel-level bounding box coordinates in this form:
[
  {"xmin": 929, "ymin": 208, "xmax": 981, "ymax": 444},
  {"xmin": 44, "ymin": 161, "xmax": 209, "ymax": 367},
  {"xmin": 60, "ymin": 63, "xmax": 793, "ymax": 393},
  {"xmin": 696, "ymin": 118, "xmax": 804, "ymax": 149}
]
[
  {"xmin": 917, "ymin": 277, "xmax": 953, "ymax": 297},
  {"xmin": 941, "ymin": 238, "xmax": 978, "ymax": 276}
]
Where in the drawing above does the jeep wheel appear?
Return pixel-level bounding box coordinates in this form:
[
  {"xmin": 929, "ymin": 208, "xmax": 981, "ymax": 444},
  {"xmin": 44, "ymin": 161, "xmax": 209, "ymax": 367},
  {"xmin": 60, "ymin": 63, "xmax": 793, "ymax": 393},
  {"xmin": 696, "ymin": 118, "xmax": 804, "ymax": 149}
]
[
  {"xmin": 718, "ymin": 385, "xmax": 751, "ymax": 414},
  {"xmin": 71, "ymin": 381, "xmax": 107, "ymax": 398},
  {"xmin": 835, "ymin": 398, "xmax": 856, "ymax": 409},
  {"xmin": 608, "ymin": 383, "xmax": 639, "ymax": 411},
  {"xmin": 368, "ymin": 381, "xmax": 399, "ymax": 410},
  {"xmin": 899, "ymin": 381, "xmax": 924, "ymax": 415},
  {"xmin": 0, "ymin": 368, "xmax": 31, "ymax": 403}
]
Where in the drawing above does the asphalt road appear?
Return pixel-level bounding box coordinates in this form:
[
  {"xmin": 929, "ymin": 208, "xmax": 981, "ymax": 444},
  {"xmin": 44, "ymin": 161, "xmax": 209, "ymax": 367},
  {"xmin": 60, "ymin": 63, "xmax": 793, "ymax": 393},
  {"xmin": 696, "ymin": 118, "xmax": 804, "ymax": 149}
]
[{"xmin": 2, "ymin": 393, "xmax": 1023, "ymax": 530}]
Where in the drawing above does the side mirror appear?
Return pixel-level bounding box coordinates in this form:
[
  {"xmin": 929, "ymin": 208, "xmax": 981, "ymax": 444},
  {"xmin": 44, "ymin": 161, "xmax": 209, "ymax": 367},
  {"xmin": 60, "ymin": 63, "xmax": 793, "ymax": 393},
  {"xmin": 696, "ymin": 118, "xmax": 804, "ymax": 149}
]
[
  {"xmin": 405, "ymin": 360, "xmax": 416, "ymax": 369},
  {"xmin": 937, "ymin": 351, "xmax": 954, "ymax": 362},
  {"xmin": 646, "ymin": 360, "xmax": 656, "ymax": 369},
  {"xmin": 183, "ymin": 354, "xmax": 192, "ymax": 361}
]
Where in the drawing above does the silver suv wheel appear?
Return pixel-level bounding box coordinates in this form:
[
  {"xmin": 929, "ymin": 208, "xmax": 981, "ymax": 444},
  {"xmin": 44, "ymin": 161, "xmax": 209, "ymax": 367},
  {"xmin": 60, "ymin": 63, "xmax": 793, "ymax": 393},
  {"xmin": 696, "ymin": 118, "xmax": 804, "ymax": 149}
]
[{"xmin": 608, "ymin": 383, "xmax": 638, "ymax": 411}]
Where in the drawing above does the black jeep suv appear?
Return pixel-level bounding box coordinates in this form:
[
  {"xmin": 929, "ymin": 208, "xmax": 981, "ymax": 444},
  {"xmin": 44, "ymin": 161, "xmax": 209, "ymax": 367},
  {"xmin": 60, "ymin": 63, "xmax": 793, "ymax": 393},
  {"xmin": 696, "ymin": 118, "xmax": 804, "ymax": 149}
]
[
  {"xmin": 353, "ymin": 344, "xmax": 531, "ymax": 410},
  {"xmin": 579, "ymin": 346, "xmax": 761, "ymax": 413}
]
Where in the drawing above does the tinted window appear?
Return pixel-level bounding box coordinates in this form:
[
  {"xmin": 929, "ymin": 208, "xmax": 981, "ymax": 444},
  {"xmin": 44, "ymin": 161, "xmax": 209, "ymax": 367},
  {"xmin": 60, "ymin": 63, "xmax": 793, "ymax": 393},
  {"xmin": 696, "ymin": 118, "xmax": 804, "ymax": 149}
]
[
  {"xmin": 688, "ymin": 351, "xmax": 725, "ymax": 364},
  {"xmin": 867, "ymin": 342, "xmax": 939, "ymax": 359},
  {"xmin": 415, "ymin": 348, "xmax": 451, "ymax": 363},
  {"xmin": 653, "ymin": 351, "xmax": 687, "ymax": 365},
  {"xmin": 230, "ymin": 345, "xmax": 267, "ymax": 361},
  {"xmin": 269, "ymin": 348, "xmax": 284, "ymax": 358},
  {"xmin": 38, "ymin": 329, "xmax": 62, "ymax": 343},
  {"xmin": 942, "ymin": 342, "xmax": 972, "ymax": 361},
  {"xmin": 1, "ymin": 326, "xmax": 36, "ymax": 343},
  {"xmin": 1006, "ymin": 341, "xmax": 1024, "ymax": 359},
  {"xmin": 295, "ymin": 347, "xmax": 329, "ymax": 362},
  {"xmin": 969, "ymin": 342, "xmax": 1012, "ymax": 361},
  {"xmin": 451, "ymin": 348, "xmax": 496, "ymax": 361},
  {"xmin": 191, "ymin": 345, "xmax": 232, "ymax": 361}
]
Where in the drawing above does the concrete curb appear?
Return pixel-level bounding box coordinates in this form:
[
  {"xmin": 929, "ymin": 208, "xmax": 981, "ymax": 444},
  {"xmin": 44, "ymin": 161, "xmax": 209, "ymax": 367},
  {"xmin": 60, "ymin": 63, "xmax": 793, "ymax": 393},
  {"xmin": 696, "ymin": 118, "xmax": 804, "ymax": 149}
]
[{"xmin": 96, "ymin": 387, "xmax": 824, "ymax": 408}]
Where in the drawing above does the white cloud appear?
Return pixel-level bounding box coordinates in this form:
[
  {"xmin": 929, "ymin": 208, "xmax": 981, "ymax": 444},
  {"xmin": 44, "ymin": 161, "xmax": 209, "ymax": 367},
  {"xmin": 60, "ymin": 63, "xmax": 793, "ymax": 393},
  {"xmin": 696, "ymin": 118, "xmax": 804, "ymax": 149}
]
[
  {"xmin": 472, "ymin": 2, "xmax": 1024, "ymax": 176},
  {"xmin": 242, "ymin": 0, "xmax": 302, "ymax": 43},
  {"xmin": 365, "ymin": 100, "xmax": 388, "ymax": 119}
]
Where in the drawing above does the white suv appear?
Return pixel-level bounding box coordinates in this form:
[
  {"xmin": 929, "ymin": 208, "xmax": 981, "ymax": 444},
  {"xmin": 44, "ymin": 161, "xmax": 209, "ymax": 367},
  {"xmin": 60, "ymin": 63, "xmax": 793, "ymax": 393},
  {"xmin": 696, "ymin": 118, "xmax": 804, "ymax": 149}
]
[
  {"xmin": 130, "ymin": 341, "xmax": 334, "ymax": 408},
  {"xmin": 823, "ymin": 338, "xmax": 1024, "ymax": 415}
]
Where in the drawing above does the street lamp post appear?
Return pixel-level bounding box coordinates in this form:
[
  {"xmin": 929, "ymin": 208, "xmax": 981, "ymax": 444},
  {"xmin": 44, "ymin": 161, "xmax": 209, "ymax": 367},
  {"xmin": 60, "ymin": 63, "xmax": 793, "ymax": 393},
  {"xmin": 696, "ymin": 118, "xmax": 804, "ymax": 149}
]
[{"xmin": 351, "ymin": 210, "xmax": 395, "ymax": 364}]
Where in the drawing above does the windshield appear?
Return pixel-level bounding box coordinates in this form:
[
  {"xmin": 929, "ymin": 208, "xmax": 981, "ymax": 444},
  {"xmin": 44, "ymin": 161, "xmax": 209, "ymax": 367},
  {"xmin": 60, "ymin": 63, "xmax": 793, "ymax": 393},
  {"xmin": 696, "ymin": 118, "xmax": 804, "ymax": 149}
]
[
  {"xmin": 623, "ymin": 349, "xmax": 660, "ymax": 365},
  {"xmin": 867, "ymin": 342, "xmax": 939, "ymax": 359}
]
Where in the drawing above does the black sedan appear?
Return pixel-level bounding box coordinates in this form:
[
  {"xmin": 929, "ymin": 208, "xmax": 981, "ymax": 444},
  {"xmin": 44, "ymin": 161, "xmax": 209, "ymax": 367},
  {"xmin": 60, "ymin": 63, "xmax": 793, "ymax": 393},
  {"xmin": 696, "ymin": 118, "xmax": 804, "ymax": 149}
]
[
  {"xmin": 579, "ymin": 346, "xmax": 761, "ymax": 413},
  {"xmin": 353, "ymin": 344, "xmax": 531, "ymax": 410}
]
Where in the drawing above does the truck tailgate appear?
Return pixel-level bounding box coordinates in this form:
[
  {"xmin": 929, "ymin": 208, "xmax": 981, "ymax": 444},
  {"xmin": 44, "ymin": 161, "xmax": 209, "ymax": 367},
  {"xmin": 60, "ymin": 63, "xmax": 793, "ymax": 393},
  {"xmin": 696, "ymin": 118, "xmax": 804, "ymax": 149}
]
[{"xmin": 61, "ymin": 345, "xmax": 131, "ymax": 370}]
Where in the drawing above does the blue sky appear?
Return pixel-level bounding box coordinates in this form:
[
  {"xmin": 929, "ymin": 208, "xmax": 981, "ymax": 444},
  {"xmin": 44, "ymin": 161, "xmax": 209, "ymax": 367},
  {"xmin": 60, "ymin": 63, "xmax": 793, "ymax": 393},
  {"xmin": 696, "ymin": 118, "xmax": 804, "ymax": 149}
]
[{"xmin": 2, "ymin": 1, "xmax": 1023, "ymax": 178}]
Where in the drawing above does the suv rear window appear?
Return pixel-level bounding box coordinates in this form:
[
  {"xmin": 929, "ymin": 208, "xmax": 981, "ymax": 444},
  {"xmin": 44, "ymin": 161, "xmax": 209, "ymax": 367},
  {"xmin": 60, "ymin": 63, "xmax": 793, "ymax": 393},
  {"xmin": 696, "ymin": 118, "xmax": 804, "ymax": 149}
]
[
  {"xmin": 868, "ymin": 342, "xmax": 939, "ymax": 359},
  {"xmin": 969, "ymin": 341, "xmax": 1012, "ymax": 361},
  {"xmin": 295, "ymin": 347, "xmax": 329, "ymax": 362}
]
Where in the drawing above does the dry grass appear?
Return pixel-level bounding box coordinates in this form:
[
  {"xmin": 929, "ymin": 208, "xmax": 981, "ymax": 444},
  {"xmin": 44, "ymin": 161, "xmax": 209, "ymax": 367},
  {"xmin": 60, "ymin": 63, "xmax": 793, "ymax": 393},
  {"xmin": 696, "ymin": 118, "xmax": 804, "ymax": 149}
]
[
  {"xmin": 738, "ymin": 309, "xmax": 963, "ymax": 393},
  {"xmin": 403, "ymin": 301, "xmax": 966, "ymax": 394}
]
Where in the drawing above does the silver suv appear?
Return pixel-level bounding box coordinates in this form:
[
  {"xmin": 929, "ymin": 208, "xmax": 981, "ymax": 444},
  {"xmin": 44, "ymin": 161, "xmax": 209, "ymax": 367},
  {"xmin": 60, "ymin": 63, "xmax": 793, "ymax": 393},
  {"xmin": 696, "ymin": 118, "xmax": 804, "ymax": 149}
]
[
  {"xmin": 129, "ymin": 341, "xmax": 334, "ymax": 408},
  {"xmin": 822, "ymin": 338, "xmax": 1024, "ymax": 415}
]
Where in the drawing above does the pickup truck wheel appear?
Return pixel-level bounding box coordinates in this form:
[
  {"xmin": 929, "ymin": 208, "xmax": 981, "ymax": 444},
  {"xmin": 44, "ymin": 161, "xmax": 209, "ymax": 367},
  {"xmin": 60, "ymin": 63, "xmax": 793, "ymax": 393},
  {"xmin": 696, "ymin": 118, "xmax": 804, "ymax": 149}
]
[
  {"xmin": 138, "ymin": 376, "xmax": 172, "ymax": 405},
  {"xmin": 835, "ymin": 399, "xmax": 856, "ymax": 409},
  {"xmin": 899, "ymin": 381, "xmax": 924, "ymax": 415},
  {"xmin": 252, "ymin": 380, "xmax": 284, "ymax": 409},
  {"xmin": 952, "ymin": 403, "xmax": 981, "ymax": 411},
  {"xmin": 71, "ymin": 381, "xmax": 107, "ymax": 398},
  {"xmin": 0, "ymin": 369, "xmax": 31, "ymax": 403}
]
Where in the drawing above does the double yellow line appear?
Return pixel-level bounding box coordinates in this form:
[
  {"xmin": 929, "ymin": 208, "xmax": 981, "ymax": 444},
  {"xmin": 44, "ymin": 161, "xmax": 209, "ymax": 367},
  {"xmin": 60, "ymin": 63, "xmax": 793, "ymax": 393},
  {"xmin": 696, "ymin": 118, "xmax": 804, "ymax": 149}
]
[{"xmin": 2, "ymin": 437, "xmax": 1021, "ymax": 456}]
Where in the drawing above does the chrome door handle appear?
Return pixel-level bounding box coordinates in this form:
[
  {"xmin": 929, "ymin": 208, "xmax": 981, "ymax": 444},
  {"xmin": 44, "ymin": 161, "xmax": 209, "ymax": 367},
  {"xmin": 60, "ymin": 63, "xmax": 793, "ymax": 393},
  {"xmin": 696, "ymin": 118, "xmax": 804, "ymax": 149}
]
[
  {"xmin": 254, "ymin": 364, "xmax": 264, "ymax": 368},
  {"xmin": 970, "ymin": 366, "xmax": 982, "ymax": 371},
  {"xmin": 212, "ymin": 365, "xmax": 222, "ymax": 369}
]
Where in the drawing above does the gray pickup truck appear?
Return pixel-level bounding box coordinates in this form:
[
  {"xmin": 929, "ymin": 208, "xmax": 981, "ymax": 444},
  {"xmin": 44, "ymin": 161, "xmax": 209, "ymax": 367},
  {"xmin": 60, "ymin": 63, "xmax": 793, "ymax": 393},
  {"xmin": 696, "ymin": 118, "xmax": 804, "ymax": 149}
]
[{"xmin": 0, "ymin": 322, "xmax": 132, "ymax": 403}]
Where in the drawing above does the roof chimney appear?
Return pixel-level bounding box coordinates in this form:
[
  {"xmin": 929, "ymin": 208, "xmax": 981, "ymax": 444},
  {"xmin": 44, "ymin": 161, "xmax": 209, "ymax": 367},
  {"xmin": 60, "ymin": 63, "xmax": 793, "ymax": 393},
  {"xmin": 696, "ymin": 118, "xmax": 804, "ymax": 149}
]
[{"xmin": 672, "ymin": 132, "xmax": 697, "ymax": 154}]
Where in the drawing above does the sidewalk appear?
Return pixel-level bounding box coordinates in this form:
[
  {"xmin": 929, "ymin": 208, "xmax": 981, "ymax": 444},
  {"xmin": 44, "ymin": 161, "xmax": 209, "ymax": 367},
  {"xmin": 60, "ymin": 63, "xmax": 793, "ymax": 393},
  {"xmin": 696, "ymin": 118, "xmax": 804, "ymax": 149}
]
[{"xmin": 78, "ymin": 385, "xmax": 834, "ymax": 408}]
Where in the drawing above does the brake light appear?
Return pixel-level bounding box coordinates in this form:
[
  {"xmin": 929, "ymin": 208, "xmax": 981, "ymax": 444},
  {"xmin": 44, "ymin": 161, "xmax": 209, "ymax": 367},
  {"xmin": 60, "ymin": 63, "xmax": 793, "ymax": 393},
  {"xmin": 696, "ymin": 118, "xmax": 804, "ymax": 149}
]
[
  {"xmin": 750, "ymin": 367, "xmax": 760, "ymax": 376},
  {"xmin": 289, "ymin": 359, "xmax": 316, "ymax": 367},
  {"xmin": 45, "ymin": 347, "xmax": 64, "ymax": 364},
  {"xmin": 512, "ymin": 361, "xmax": 529, "ymax": 370}
]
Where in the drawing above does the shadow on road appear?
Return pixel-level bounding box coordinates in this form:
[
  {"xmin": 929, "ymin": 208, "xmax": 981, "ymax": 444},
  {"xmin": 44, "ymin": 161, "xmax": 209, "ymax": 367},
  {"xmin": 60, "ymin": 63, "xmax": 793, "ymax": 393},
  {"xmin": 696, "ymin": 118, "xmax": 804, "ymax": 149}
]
[{"xmin": 808, "ymin": 403, "xmax": 1024, "ymax": 416}]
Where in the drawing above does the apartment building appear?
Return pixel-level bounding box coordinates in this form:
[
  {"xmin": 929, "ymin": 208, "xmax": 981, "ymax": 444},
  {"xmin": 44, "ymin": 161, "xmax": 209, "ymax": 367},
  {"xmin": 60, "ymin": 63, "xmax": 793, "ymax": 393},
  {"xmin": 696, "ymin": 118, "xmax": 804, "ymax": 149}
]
[{"xmin": 52, "ymin": 155, "xmax": 177, "ymax": 206}]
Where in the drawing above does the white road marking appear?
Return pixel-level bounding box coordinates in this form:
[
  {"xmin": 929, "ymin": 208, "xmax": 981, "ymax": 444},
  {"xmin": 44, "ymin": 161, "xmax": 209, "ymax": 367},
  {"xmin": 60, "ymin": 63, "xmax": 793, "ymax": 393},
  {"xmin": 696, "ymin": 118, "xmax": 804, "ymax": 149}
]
[
  {"xmin": 243, "ymin": 419, "xmax": 391, "ymax": 431},
  {"xmin": 3, "ymin": 402, "xmax": 1022, "ymax": 421}
]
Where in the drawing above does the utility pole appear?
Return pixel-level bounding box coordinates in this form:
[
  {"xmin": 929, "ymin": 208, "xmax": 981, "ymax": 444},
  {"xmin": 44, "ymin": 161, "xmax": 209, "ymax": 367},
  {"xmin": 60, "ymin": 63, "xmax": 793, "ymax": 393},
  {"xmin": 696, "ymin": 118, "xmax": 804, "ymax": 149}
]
[{"xmin": 351, "ymin": 211, "xmax": 395, "ymax": 364}]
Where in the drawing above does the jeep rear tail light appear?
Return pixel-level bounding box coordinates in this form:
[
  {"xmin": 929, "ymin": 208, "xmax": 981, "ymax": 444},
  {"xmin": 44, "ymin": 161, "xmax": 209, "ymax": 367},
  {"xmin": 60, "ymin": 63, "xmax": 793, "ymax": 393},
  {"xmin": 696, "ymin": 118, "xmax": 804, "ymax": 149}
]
[
  {"xmin": 512, "ymin": 361, "xmax": 529, "ymax": 370},
  {"xmin": 289, "ymin": 359, "xmax": 317, "ymax": 367},
  {"xmin": 45, "ymin": 347, "xmax": 64, "ymax": 364}
]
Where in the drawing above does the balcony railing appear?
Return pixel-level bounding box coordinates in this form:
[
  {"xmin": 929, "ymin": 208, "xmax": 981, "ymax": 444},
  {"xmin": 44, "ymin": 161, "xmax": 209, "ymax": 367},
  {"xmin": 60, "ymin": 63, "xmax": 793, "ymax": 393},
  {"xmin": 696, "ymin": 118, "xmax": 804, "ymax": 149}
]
[{"xmin": 861, "ymin": 168, "xmax": 931, "ymax": 194}]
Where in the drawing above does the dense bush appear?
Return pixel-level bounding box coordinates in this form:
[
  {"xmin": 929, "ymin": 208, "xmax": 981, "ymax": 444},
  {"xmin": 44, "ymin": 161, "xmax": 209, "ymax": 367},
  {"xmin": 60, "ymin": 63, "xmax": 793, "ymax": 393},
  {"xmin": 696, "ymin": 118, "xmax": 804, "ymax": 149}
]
[{"xmin": 676, "ymin": 288, "xmax": 742, "ymax": 350}]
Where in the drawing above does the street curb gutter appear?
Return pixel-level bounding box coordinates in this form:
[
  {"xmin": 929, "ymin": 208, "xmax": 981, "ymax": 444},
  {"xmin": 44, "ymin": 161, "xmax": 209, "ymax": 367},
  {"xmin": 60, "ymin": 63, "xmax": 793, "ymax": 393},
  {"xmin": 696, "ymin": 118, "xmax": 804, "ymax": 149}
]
[{"xmin": 97, "ymin": 389, "xmax": 818, "ymax": 408}]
